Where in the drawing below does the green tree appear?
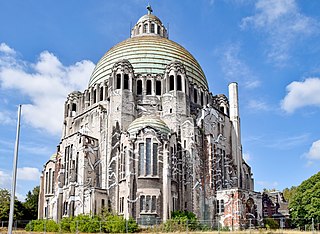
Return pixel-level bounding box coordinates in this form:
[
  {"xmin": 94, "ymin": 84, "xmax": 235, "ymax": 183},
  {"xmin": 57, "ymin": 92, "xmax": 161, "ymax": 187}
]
[
  {"xmin": 289, "ymin": 171, "xmax": 320, "ymax": 227},
  {"xmin": 282, "ymin": 186, "xmax": 297, "ymax": 204},
  {"xmin": 0, "ymin": 188, "xmax": 25, "ymax": 221},
  {"xmin": 23, "ymin": 186, "xmax": 39, "ymax": 220}
]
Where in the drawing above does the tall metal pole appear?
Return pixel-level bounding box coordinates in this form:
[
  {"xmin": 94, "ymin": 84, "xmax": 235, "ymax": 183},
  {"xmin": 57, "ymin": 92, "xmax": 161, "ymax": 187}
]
[{"xmin": 8, "ymin": 105, "xmax": 22, "ymax": 234}]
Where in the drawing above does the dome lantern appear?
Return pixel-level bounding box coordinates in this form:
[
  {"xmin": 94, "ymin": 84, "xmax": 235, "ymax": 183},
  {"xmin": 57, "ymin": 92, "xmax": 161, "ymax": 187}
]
[{"xmin": 131, "ymin": 5, "xmax": 168, "ymax": 38}]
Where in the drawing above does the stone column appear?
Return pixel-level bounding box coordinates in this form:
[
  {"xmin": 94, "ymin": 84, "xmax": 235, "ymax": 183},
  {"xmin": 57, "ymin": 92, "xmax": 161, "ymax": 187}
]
[{"xmin": 228, "ymin": 82, "xmax": 241, "ymax": 187}]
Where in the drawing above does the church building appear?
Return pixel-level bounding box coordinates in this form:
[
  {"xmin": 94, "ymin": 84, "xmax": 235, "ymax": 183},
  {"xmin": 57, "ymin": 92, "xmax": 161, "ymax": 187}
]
[{"xmin": 38, "ymin": 6, "xmax": 262, "ymax": 229}]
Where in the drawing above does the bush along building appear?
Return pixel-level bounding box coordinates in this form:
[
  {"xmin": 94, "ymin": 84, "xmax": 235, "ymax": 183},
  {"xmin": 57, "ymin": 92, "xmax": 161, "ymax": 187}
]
[{"xmin": 38, "ymin": 6, "xmax": 262, "ymax": 229}]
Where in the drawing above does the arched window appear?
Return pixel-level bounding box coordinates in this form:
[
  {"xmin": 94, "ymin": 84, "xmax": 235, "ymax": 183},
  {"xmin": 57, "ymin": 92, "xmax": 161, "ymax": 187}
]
[
  {"xmin": 143, "ymin": 23, "xmax": 147, "ymax": 33},
  {"xmin": 220, "ymin": 106, "xmax": 225, "ymax": 113},
  {"xmin": 72, "ymin": 103, "xmax": 76, "ymax": 112},
  {"xmin": 150, "ymin": 23, "xmax": 155, "ymax": 33},
  {"xmin": 156, "ymin": 80, "xmax": 161, "ymax": 95},
  {"xmin": 194, "ymin": 88, "xmax": 198, "ymax": 103},
  {"xmin": 177, "ymin": 75, "xmax": 182, "ymax": 91},
  {"xmin": 138, "ymin": 25, "xmax": 141, "ymax": 34},
  {"xmin": 157, "ymin": 25, "xmax": 160, "ymax": 35},
  {"xmin": 124, "ymin": 74, "xmax": 129, "ymax": 90},
  {"xmin": 137, "ymin": 80, "xmax": 142, "ymax": 95},
  {"xmin": 146, "ymin": 80, "xmax": 152, "ymax": 95},
  {"xmin": 72, "ymin": 103, "xmax": 76, "ymax": 117},
  {"xmin": 169, "ymin": 75, "xmax": 174, "ymax": 91},
  {"xmin": 116, "ymin": 74, "xmax": 121, "ymax": 89}
]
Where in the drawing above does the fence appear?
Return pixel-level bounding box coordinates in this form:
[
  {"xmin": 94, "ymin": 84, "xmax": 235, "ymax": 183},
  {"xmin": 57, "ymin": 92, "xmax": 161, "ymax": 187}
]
[{"xmin": 1, "ymin": 218, "xmax": 320, "ymax": 233}]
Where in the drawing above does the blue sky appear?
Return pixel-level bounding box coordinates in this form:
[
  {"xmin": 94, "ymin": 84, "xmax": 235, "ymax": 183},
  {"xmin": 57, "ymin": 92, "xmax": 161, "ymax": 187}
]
[{"xmin": 1, "ymin": 0, "xmax": 320, "ymax": 200}]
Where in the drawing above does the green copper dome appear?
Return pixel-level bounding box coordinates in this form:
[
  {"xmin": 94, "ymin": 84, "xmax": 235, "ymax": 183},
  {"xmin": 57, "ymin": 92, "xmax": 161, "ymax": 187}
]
[
  {"xmin": 89, "ymin": 13, "xmax": 208, "ymax": 89},
  {"xmin": 127, "ymin": 115, "xmax": 170, "ymax": 137}
]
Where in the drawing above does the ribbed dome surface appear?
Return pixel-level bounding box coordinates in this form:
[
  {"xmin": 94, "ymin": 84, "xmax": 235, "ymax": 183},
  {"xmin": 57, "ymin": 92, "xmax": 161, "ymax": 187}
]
[
  {"xmin": 89, "ymin": 36, "xmax": 208, "ymax": 89},
  {"xmin": 127, "ymin": 115, "xmax": 170, "ymax": 137}
]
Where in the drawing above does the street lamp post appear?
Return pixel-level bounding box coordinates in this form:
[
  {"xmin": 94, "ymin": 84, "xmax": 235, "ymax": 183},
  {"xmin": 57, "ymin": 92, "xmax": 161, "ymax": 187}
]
[{"xmin": 8, "ymin": 105, "xmax": 22, "ymax": 234}]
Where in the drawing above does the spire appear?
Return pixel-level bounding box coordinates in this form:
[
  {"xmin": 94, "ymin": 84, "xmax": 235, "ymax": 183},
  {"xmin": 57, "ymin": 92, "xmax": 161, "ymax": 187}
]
[{"xmin": 147, "ymin": 4, "xmax": 153, "ymax": 15}]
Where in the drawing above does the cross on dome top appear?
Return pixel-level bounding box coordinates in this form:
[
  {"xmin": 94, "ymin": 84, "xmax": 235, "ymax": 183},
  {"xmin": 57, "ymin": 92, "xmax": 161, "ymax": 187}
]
[{"xmin": 147, "ymin": 4, "xmax": 153, "ymax": 15}]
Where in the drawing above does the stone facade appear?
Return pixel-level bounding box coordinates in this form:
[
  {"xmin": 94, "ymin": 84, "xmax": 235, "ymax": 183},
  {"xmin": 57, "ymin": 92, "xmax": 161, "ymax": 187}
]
[{"xmin": 38, "ymin": 7, "xmax": 261, "ymax": 229}]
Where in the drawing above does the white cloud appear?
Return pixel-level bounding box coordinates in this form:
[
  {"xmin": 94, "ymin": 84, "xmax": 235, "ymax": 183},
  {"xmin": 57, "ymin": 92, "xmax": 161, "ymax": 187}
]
[
  {"xmin": 0, "ymin": 111, "xmax": 14, "ymax": 125},
  {"xmin": 0, "ymin": 170, "xmax": 11, "ymax": 189},
  {"xmin": 219, "ymin": 43, "xmax": 260, "ymax": 88},
  {"xmin": 256, "ymin": 180, "xmax": 279, "ymax": 189},
  {"xmin": 17, "ymin": 167, "xmax": 41, "ymax": 181},
  {"xmin": 241, "ymin": 0, "xmax": 319, "ymax": 66},
  {"xmin": 268, "ymin": 134, "xmax": 309, "ymax": 150},
  {"xmin": 305, "ymin": 140, "xmax": 320, "ymax": 160},
  {"xmin": 0, "ymin": 44, "xmax": 95, "ymax": 135},
  {"xmin": 281, "ymin": 78, "xmax": 320, "ymax": 113},
  {"xmin": 0, "ymin": 43, "xmax": 16, "ymax": 55},
  {"xmin": 0, "ymin": 167, "xmax": 41, "ymax": 188},
  {"xmin": 248, "ymin": 100, "xmax": 271, "ymax": 111}
]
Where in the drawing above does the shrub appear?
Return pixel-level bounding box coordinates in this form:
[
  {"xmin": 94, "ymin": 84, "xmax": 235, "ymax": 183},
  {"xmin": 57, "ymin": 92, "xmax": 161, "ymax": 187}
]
[
  {"xmin": 70, "ymin": 214, "xmax": 101, "ymax": 233},
  {"xmin": 101, "ymin": 212, "xmax": 139, "ymax": 233},
  {"xmin": 102, "ymin": 213, "xmax": 125, "ymax": 233},
  {"xmin": 264, "ymin": 218, "xmax": 279, "ymax": 230},
  {"xmin": 60, "ymin": 216, "xmax": 73, "ymax": 232},
  {"xmin": 127, "ymin": 217, "xmax": 139, "ymax": 233},
  {"xmin": 162, "ymin": 210, "xmax": 200, "ymax": 232},
  {"xmin": 25, "ymin": 219, "xmax": 58, "ymax": 232}
]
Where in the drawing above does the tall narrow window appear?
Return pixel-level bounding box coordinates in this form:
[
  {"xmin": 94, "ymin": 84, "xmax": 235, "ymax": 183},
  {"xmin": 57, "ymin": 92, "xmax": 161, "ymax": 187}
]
[
  {"xmin": 140, "ymin": 195, "xmax": 145, "ymax": 211},
  {"xmin": 146, "ymin": 195, "xmax": 151, "ymax": 211},
  {"xmin": 169, "ymin": 75, "xmax": 174, "ymax": 91},
  {"xmin": 146, "ymin": 138, "xmax": 151, "ymax": 175},
  {"xmin": 177, "ymin": 75, "xmax": 182, "ymax": 91},
  {"xmin": 150, "ymin": 23, "xmax": 155, "ymax": 33},
  {"xmin": 120, "ymin": 147, "xmax": 126, "ymax": 180},
  {"xmin": 100, "ymin": 86, "xmax": 104, "ymax": 101},
  {"xmin": 72, "ymin": 103, "xmax": 76, "ymax": 112},
  {"xmin": 157, "ymin": 25, "xmax": 160, "ymax": 35},
  {"xmin": 92, "ymin": 90, "xmax": 96, "ymax": 103},
  {"xmin": 156, "ymin": 80, "xmax": 161, "ymax": 95},
  {"xmin": 52, "ymin": 171, "xmax": 55, "ymax": 193},
  {"xmin": 138, "ymin": 25, "xmax": 141, "ymax": 34},
  {"xmin": 220, "ymin": 200, "xmax": 225, "ymax": 213},
  {"xmin": 143, "ymin": 24, "xmax": 147, "ymax": 33},
  {"xmin": 151, "ymin": 196, "xmax": 156, "ymax": 212},
  {"xmin": 119, "ymin": 197, "xmax": 124, "ymax": 213},
  {"xmin": 139, "ymin": 143, "xmax": 144, "ymax": 176},
  {"xmin": 48, "ymin": 169, "xmax": 51, "ymax": 193},
  {"xmin": 153, "ymin": 143, "xmax": 158, "ymax": 175},
  {"xmin": 101, "ymin": 199, "xmax": 105, "ymax": 209},
  {"xmin": 45, "ymin": 172, "xmax": 48, "ymax": 193},
  {"xmin": 200, "ymin": 91, "xmax": 204, "ymax": 106},
  {"xmin": 137, "ymin": 80, "xmax": 142, "ymax": 95},
  {"xmin": 116, "ymin": 74, "xmax": 121, "ymax": 89},
  {"xmin": 146, "ymin": 80, "xmax": 152, "ymax": 95},
  {"xmin": 124, "ymin": 74, "xmax": 129, "ymax": 90},
  {"xmin": 75, "ymin": 152, "xmax": 79, "ymax": 182},
  {"xmin": 194, "ymin": 88, "xmax": 198, "ymax": 103}
]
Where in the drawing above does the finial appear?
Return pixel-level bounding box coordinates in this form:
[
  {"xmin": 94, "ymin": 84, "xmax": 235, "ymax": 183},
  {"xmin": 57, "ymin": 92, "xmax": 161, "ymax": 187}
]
[{"xmin": 147, "ymin": 4, "xmax": 153, "ymax": 15}]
